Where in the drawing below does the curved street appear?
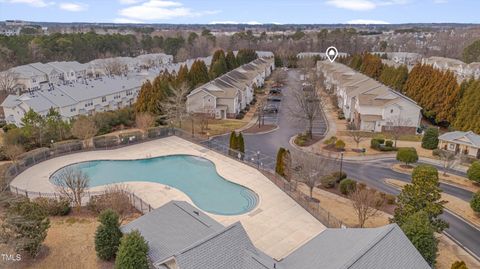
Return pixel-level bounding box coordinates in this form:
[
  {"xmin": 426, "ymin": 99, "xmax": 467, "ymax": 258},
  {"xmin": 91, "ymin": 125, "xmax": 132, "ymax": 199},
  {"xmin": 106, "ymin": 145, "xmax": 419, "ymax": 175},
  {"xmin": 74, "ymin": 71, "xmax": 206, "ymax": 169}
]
[{"xmin": 211, "ymin": 69, "xmax": 480, "ymax": 261}]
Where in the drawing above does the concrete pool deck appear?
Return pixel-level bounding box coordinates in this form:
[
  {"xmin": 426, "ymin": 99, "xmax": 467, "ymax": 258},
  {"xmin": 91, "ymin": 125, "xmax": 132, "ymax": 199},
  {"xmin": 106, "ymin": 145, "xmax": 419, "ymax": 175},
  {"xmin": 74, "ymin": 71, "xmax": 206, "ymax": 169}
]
[{"xmin": 10, "ymin": 136, "xmax": 326, "ymax": 260}]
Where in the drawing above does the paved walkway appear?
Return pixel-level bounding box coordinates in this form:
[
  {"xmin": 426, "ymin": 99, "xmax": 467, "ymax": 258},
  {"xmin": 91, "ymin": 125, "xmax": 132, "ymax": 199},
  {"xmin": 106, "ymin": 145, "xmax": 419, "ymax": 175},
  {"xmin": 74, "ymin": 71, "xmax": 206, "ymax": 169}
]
[{"xmin": 10, "ymin": 136, "xmax": 325, "ymax": 260}]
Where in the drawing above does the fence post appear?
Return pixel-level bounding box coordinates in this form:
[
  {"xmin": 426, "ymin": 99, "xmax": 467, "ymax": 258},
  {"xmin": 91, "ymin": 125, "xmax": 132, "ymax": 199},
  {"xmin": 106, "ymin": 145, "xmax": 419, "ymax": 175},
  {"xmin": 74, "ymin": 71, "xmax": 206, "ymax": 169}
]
[
  {"xmin": 25, "ymin": 191, "xmax": 28, "ymax": 199},
  {"xmin": 140, "ymin": 199, "xmax": 143, "ymax": 212},
  {"xmin": 149, "ymin": 204, "xmax": 152, "ymax": 212}
]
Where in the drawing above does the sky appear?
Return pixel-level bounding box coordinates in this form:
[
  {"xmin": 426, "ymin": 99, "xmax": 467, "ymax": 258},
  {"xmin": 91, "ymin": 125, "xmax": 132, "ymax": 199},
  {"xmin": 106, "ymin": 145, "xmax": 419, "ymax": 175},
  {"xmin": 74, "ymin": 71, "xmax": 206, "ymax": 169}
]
[{"xmin": 0, "ymin": 0, "xmax": 478, "ymax": 24}]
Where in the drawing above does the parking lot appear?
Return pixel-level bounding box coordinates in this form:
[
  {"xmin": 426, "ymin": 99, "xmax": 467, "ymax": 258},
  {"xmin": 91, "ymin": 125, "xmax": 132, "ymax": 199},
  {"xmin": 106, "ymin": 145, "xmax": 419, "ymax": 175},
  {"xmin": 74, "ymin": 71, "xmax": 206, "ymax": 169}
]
[{"xmin": 260, "ymin": 88, "xmax": 283, "ymax": 126}]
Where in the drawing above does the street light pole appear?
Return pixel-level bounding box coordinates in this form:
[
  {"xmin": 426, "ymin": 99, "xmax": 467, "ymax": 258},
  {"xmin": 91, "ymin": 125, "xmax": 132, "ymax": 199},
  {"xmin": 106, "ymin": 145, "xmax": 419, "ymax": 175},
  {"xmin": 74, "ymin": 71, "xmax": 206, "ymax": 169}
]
[
  {"xmin": 339, "ymin": 152, "xmax": 344, "ymax": 175},
  {"xmin": 257, "ymin": 151, "xmax": 261, "ymax": 169}
]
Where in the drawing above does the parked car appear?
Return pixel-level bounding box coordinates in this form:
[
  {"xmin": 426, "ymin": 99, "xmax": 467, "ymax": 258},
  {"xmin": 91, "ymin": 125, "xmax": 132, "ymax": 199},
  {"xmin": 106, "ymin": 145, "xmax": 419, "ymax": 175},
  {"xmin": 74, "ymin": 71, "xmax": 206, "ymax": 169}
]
[
  {"xmin": 267, "ymin": 96, "xmax": 282, "ymax": 102},
  {"xmin": 263, "ymin": 104, "xmax": 278, "ymax": 113},
  {"xmin": 269, "ymin": 88, "xmax": 281, "ymax": 95}
]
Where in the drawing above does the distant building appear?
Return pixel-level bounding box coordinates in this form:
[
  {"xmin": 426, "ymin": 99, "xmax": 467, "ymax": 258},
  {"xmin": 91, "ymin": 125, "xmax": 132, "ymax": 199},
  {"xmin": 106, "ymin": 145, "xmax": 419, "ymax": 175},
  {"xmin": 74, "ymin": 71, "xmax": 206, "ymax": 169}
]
[
  {"xmin": 438, "ymin": 131, "xmax": 480, "ymax": 159},
  {"xmin": 297, "ymin": 52, "xmax": 349, "ymax": 59},
  {"xmin": 187, "ymin": 57, "xmax": 274, "ymax": 119},
  {"xmin": 318, "ymin": 61, "xmax": 422, "ymax": 133},
  {"xmin": 372, "ymin": 52, "xmax": 422, "ymax": 65},
  {"xmin": 121, "ymin": 200, "xmax": 431, "ymax": 269},
  {"xmin": 422, "ymin": 56, "xmax": 480, "ymax": 81}
]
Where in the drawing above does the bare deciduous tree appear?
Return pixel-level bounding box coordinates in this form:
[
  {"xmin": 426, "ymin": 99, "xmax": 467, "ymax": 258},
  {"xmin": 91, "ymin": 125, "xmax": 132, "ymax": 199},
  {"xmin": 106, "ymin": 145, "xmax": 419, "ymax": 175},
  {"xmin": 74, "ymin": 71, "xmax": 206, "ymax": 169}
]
[
  {"xmin": 91, "ymin": 184, "xmax": 135, "ymax": 224},
  {"xmin": 102, "ymin": 59, "xmax": 127, "ymax": 76},
  {"xmin": 271, "ymin": 69, "xmax": 287, "ymax": 86},
  {"xmin": 291, "ymin": 150, "xmax": 337, "ymax": 198},
  {"xmin": 438, "ymin": 149, "xmax": 457, "ymax": 176},
  {"xmin": 347, "ymin": 122, "xmax": 368, "ymax": 149},
  {"xmin": 349, "ymin": 187, "xmax": 384, "ymax": 228},
  {"xmin": 384, "ymin": 116, "xmax": 413, "ymax": 147},
  {"xmin": 162, "ymin": 83, "xmax": 189, "ymax": 128},
  {"xmin": 53, "ymin": 167, "xmax": 90, "ymax": 209},
  {"xmin": 3, "ymin": 144, "xmax": 24, "ymax": 165},
  {"xmin": 289, "ymin": 84, "xmax": 323, "ymax": 139},
  {"xmin": 0, "ymin": 69, "xmax": 18, "ymax": 93},
  {"xmin": 135, "ymin": 112, "xmax": 155, "ymax": 131},
  {"xmin": 198, "ymin": 105, "xmax": 215, "ymax": 134},
  {"xmin": 71, "ymin": 116, "xmax": 98, "ymax": 148}
]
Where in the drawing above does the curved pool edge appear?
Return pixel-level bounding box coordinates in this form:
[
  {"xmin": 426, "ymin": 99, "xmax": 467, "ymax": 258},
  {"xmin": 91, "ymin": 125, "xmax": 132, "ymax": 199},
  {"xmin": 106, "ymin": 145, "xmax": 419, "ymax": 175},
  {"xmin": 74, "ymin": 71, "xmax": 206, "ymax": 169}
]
[{"xmin": 47, "ymin": 154, "xmax": 261, "ymax": 216}]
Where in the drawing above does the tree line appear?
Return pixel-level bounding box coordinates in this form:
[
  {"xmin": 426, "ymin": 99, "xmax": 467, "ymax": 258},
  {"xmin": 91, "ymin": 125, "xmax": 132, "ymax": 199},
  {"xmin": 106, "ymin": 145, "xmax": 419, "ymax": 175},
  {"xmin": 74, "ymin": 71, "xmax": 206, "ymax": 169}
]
[
  {"xmin": 343, "ymin": 53, "xmax": 480, "ymax": 133},
  {"xmin": 134, "ymin": 48, "xmax": 257, "ymax": 115}
]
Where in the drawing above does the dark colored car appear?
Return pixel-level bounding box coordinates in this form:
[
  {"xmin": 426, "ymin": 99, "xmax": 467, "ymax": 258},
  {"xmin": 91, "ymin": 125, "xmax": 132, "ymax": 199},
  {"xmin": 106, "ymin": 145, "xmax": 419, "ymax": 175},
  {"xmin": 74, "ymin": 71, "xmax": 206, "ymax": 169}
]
[
  {"xmin": 267, "ymin": 96, "xmax": 282, "ymax": 102},
  {"xmin": 263, "ymin": 105, "xmax": 278, "ymax": 113},
  {"xmin": 269, "ymin": 88, "xmax": 282, "ymax": 95}
]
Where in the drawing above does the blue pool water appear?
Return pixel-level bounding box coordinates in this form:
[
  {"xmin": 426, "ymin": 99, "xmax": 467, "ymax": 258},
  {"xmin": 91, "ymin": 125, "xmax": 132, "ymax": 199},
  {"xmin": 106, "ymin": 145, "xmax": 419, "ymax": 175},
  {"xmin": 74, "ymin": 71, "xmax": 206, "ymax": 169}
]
[{"xmin": 50, "ymin": 155, "xmax": 258, "ymax": 215}]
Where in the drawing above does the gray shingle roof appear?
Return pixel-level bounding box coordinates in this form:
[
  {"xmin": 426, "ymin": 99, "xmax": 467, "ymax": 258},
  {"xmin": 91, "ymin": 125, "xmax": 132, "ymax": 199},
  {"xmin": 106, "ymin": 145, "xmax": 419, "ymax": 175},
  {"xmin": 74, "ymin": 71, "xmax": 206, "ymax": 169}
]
[
  {"xmin": 439, "ymin": 131, "xmax": 480, "ymax": 148},
  {"xmin": 173, "ymin": 222, "xmax": 274, "ymax": 269},
  {"xmin": 280, "ymin": 224, "xmax": 430, "ymax": 269},
  {"xmin": 121, "ymin": 201, "xmax": 224, "ymax": 265}
]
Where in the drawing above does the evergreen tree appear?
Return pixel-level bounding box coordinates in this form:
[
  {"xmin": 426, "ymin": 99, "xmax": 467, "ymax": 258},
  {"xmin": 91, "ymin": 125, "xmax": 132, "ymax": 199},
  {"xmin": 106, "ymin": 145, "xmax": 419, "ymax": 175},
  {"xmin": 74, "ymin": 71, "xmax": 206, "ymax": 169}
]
[
  {"xmin": 276, "ymin": 148, "xmax": 287, "ymax": 176},
  {"xmin": 463, "ymin": 39, "xmax": 480, "ymax": 63},
  {"xmin": 421, "ymin": 127, "xmax": 439, "ymax": 149},
  {"xmin": 236, "ymin": 48, "xmax": 258, "ymax": 65},
  {"xmin": 188, "ymin": 60, "xmax": 210, "ymax": 89},
  {"xmin": 2, "ymin": 199, "xmax": 50, "ymax": 257},
  {"xmin": 453, "ymin": 79, "xmax": 480, "ymax": 133},
  {"xmin": 209, "ymin": 51, "xmax": 228, "ymax": 79},
  {"xmin": 237, "ymin": 132, "xmax": 245, "ymax": 155},
  {"xmin": 95, "ymin": 209, "xmax": 122, "ymax": 261},
  {"xmin": 225, "ymin": 50, "xmax": 237, "ymax": 70},
  {"xmin": 229, "ymin": 131, "xmax": 238, "ymax": 156},
  {"xmin": 467, "ymin": 161, "xmax": 480, "ymax": 183},
  {"xmin": 401, "ymin": 211, "xmax": 438, "ymax": 266},
  {"xmin": 115, "ymin": 230, "xmax": 149, "ymax": 269},
  {"xmin": 392, "ymin": 165, "xmax": 448, "ymax": 232},
  {"xmin": 176, "ymin": 64, "xmax": 189, "ymax": 86},
  {"xmin": 396, "ymin": 147, "xmax": 418, "ymax": 166},
  {"xmin": 470, "ymin": 191, "xmax": 480, "ymax": 213}
]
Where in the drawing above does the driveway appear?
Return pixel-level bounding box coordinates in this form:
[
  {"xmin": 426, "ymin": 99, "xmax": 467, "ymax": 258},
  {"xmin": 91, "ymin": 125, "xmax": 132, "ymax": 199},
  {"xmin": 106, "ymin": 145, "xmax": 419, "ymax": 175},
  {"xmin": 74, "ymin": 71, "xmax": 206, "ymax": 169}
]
[{"xmin": 210, "ymin": 69, "xmax": 480, "ymax": 261}]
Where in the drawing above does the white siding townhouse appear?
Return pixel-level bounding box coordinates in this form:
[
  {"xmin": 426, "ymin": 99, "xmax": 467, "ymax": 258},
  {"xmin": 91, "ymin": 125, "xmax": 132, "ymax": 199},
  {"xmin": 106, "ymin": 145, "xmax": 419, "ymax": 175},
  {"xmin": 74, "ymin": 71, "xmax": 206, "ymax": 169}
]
[
  {"xmin": 1, "ymin": 76, "xmax": 144, "ymax": 126},
  {"xmin": 187, "ymin": 57, "xmax": 275, "ymax": 119},
  {"xmin": 439, "ymin": 131, "xmax": 480, "ymax": 159},
  {"xmin": 422, "ymin": 56, "xmax": 480, "ymax": 81},
  {"xmin": 318, "ymin": 61, "xmax": 422, "ymax": 133}
]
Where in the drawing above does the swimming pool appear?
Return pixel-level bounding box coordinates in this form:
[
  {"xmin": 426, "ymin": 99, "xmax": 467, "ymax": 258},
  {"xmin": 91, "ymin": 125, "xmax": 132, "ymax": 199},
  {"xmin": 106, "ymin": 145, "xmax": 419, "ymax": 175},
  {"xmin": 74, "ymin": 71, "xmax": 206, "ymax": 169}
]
[{"xmin": 50, "ymin": 155, "xmax": 258, "ymax": 215}]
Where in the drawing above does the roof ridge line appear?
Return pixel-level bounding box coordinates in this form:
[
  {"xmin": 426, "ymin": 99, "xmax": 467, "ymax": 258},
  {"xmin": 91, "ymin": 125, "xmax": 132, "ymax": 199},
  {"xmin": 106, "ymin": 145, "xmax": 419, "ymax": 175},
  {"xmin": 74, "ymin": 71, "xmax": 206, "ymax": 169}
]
[{"xmin": 342, "ymin": 224, "xmax": 397, "ymax": 269}]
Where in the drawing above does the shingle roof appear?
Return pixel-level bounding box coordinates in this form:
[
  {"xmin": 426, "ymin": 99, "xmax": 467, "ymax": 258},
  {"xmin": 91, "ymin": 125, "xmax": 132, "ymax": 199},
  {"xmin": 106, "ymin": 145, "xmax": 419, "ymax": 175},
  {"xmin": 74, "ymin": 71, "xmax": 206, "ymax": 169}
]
[
  {"xmin": 121, "ymin": 201, "xmax": 225, "ymax": 265},
  {"xmin": 439, "ymin": 131, "xmax": 480, "ymax": 148},
  {"xmin": 280, "ymin": 224, "xmax": 430, "ymax": 269},
  {"xmin": 173, "ymin": 222, "xmax": 274, "ymax": 269}
]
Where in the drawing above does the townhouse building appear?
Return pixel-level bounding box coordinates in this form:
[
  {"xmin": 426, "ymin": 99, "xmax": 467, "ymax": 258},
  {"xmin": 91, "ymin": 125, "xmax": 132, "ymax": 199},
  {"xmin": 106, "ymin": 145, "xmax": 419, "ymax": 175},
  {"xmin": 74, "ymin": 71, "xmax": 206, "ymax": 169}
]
[
  {"xmin": 318, "ymin": 61, "xmax": 421, "ymax": 133},
  {"xmin": 186, "ymin": 57, "xmax": 274, "ymax": 119}
]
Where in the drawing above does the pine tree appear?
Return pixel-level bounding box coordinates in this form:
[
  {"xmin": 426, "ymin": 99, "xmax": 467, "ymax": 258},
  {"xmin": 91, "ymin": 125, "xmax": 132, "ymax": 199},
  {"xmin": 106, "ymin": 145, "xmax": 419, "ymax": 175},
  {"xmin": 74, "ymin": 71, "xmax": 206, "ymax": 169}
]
[
  {"xmin": 225, "ymin": 50, "xmax": 237, "ymax": 70},
  {"xmin": 95, "ymin": 209, "xmax": 122, "ymax": 261},
  {"xmin": 401, "ymin": 211, "xmax": 438, "ymax": 266},
  {"xmin": 115, "ymin": 230, "xmax": 149, "ymax": 269},
  {"xmin": 236, "ymin": 48, "xmax": 257, "ymax": 65},
  {"xmin": 209, "ymin": 52, "xmax": 228, "ymax": 79},
  {"xmin": 392, "ymin": 165, "xmax": 448, "ymax": 232},
  {"xmin": 237, "ymin": 132, "xmax": 245, "ymax": 154},
  {"xmin": 176, "ymin": 64, "xmax": 189, "ymax": 87},
  {"xmin": 422, "ymin": 127, "xmax": 439, "ymax": 149},
  {"xmin": 188, "ymin": 60, "xmax": 210, "ymax": 89},
  {"xmin": 229, "ymin": 131, "xmax": 238, "ymax": 156}
]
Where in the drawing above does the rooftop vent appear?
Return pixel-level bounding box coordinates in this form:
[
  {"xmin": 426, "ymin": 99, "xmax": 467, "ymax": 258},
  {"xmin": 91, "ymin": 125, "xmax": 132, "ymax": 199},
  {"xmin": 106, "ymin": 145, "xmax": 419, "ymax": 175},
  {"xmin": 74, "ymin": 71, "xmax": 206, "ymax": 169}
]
[{"xmin": 193, "ymin": 210, "xmax": 200, "ymax": 216}]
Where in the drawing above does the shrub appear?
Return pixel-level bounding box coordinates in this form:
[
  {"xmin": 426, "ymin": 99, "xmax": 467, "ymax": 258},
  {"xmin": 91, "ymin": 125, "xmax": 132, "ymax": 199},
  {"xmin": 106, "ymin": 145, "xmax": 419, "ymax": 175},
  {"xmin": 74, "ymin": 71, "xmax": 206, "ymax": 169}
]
[
  {"xmin": 432, "ymin": 148, "xmax": 442, "ymax": 157},
  {"xmin": 275, "ymin": 148, "xmax": 290, "ymax": 177},
  {"xmin": 332, "ymin": 171, "xmax": 347, "ymax": 183},
  {"xmin": 323, "ymin": 136, "xmax": 337, "ymax": 145},
  {"xmin": 467, "ymin": 161, "xmax": 480, "ymax": 183},
  {"xmin": 385, "ymin": 194, "xmax": 397, "ymax": 205},
  {"xmin": 235, "ymin": 113, "xmax": 245, "ymax": 119},
  {"xmin": 370, "ymin": 138, "xmax": 385, "ymax": 150},
  {"xmin": 451, "ymin": 260, "xmax": 468, "ymax": 269},
  {"xmin": 115, "ymin": 230, "xmax": 149, "ymax": 269},
  {"xmin": 335, "ymin": 140, "xmax": 346, "ymax": 151},
  {"xmin": 385, "ymin": 140, "xmax": 393, "ymax": 147},
  {"xmin": 471, "ymin": 191, "xmax": 480, "ymax": 213},
  {"xmin": 396, "ymin": 147, "xmax": 418, "ymax": 166},
  {"xmin": 339, "ymin": 179, "xmax": 357, "ymax": 195},
  {"xmin": 95, "ymin": 210, "xmax": 122, "ymax": 261},
  {"xmin": 295, "ymin": 134, "xmax": 308, "ymax": 146},
  {"xmin": 422, "ymin": 127, "xmax": 439, "ymax": 149},
  {"xmin": 320, "ymin": 175, "xmax": 336, "ymax": 188},
  {"xmin": 93, "ymin": 135, "xmax": 119, "ymax": 148},
  {"xmin": 33, "ymin": 197, "xmax": 71, "ymax": 216}
]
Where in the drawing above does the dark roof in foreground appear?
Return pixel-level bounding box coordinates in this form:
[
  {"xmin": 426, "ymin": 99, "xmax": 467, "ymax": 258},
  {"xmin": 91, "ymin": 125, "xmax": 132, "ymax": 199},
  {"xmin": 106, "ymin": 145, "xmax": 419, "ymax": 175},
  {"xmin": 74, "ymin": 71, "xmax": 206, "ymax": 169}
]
[
  {"xmin": 122, "ymin": 201, "xmax": 430, "ymax": 269},
  {"xmin": 120, "ymin": 201, "xmax": 224, "ymax": 265},
  {"xmin": 280, "ymin": 224, "xmax": 431, "ymax": 269}
]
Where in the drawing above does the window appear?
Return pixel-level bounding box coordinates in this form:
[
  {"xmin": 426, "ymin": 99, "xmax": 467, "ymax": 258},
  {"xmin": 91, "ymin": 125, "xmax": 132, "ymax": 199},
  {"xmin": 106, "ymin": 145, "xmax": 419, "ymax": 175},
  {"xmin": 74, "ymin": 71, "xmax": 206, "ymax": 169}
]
[
  {"xmin": 70, "ymin": 107, "xmax": 76, "ymax": 112},
  {"xmin": 448, "ymin": 143, "xmax": 455, "ymax": 150},
  {"xmin": 390, "ymin": 109, "xmax": 394, "ymax": 113},
  {"xmin": 102, "ymin": 96, "xmax": 107, "ymax": 102}
]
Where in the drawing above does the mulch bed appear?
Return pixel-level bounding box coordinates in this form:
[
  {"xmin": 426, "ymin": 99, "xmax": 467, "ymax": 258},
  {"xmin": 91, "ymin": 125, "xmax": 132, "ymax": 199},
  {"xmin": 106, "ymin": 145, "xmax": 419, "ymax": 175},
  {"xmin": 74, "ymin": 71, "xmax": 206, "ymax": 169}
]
[{"xmin": 242, "ymin": 124, "xmax": 276, "ymax": 134}]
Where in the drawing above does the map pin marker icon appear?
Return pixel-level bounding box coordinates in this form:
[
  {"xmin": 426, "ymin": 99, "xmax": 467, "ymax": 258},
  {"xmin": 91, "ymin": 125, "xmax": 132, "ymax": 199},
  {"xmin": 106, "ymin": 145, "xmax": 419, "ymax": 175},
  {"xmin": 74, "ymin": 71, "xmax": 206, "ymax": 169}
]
[{"xmin": 326, "ymin": 46, "xmax": 338, "ymax": 63}]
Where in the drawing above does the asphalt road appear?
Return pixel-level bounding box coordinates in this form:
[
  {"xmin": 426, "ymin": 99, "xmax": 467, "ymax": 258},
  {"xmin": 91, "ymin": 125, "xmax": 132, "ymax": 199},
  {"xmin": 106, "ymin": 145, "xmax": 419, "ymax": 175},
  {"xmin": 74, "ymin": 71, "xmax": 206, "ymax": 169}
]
[{"xmin": 210, "ymin": 69, "xmax": 480, "ymax": 260}]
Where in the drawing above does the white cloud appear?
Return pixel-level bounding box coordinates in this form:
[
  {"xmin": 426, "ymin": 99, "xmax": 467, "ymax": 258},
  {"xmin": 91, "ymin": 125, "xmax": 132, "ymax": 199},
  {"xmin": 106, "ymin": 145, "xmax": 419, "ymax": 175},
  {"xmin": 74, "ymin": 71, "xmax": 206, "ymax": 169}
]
[
  {"xmin": 4, "ymin": 0, "xmax": 54, "ymax": 7},
  {"xmin": 117, "ymin": 0, "xmax": 219, "ymax": 21},
  {"xmin": 326, "ymin": 0, "xmax": 376, "ymax": 11},
  {"xmin": 59, "ymin": 2, "xmax": 88, "ymax": 11},
  {"xmin": 113, "ymin": 17, "xmax": 144, "ymax": 23},
  {"xmin": 118, "ymin": 0, "xmax": 143, "ymax": 4},
  {"xmin": 326, "ymin": 0, "xmax": 408, "ymax": 11},
  {"xmin": 346, "ymin": 19, "xmax": 390, "ymax": 24}
]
